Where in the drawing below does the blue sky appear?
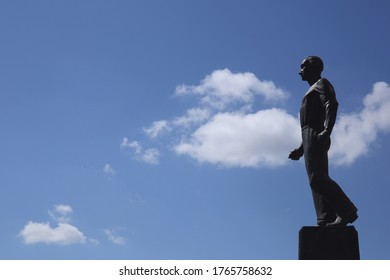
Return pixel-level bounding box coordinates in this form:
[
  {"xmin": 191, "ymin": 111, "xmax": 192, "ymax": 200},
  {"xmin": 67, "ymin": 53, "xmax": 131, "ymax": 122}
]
[{"xmin": 0, "ymin": 0, "xmax": 389, "ymax": 259}]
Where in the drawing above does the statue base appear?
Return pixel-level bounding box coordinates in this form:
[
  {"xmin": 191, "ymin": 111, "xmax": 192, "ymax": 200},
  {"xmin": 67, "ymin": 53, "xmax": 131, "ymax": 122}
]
[{"xmin": 298, "ymin": 226, "xmax": 360, "ymax": 260}]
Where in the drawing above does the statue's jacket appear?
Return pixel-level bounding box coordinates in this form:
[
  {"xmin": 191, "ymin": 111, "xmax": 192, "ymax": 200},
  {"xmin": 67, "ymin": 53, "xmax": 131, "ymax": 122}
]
[{"xmin": 300, "ymin": 78, "xmax": 338, "ymax": 136}]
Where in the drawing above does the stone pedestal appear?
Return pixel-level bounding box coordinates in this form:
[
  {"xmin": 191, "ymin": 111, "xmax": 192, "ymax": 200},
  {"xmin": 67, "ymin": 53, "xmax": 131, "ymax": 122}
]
[{"xmin": 299, "ymin": 226, "xmax": 360, "ymax": 260}]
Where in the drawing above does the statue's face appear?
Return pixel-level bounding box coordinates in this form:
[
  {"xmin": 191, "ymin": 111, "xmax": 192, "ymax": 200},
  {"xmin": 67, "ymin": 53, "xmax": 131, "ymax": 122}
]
[{"xmin": 299, "ymin": 59, "xmax": 315, "ymax": 81}]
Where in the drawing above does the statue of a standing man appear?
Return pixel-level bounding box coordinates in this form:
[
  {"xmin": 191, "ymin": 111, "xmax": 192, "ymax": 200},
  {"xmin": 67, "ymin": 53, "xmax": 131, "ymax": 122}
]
[{"xmin": 289, "ymin": 56, "xmax": 358, "ymax": 226}]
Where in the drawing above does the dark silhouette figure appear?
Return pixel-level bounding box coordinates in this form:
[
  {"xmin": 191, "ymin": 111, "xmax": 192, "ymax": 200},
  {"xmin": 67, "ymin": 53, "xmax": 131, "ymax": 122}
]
[{"xmin": 289, "ymin": 56, "xmax": 358, "ymax": 226}]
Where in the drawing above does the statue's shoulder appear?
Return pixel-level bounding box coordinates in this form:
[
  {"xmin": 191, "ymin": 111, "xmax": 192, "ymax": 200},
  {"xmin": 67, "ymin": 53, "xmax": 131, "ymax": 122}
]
[
  {"xmin": 305, "ymin": 78, "xmax": 335, "ymax": 98},
  {"xmin": 314, "ymin": 78, "xmax": 335, "ymax": 95}
]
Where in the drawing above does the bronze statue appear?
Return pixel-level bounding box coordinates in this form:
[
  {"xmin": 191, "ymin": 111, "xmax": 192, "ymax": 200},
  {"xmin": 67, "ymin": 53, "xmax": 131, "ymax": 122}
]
[{"xmin": 289, "ymin": 56, "xmax": 358, "ymax": 226}]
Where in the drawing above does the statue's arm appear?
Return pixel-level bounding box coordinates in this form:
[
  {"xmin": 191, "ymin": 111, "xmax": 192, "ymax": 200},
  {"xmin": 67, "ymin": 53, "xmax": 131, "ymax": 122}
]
[
  {"xmin": 322, "ymin": 99, "xmax": 338, "ymax": 135},
  {"xmin": 318, "ymin": 84, "xmax": 338, "ymax": 140}
]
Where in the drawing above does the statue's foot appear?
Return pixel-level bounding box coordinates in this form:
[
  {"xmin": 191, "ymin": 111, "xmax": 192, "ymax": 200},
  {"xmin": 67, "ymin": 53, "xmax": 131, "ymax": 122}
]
[
  {"xmin": 317, "ymin": 220, "xmax": 335, "ymax": 226},
  {"xmin": 326, "ymin": 217, "xmax": 348, "ymax": 226},
  {"xmin": 326, "ymin": 212, "xmax": 358, "ymax": 227}
]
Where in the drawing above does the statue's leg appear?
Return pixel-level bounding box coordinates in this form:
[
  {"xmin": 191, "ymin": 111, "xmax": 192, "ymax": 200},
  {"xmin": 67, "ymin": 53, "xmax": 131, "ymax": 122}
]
[
  {"xmin": 318, "ymin": 176, "xmax": 358, "ymax": 220},
  {"xmin": 303, "ymin": 128, "xmax": 357, "ymax": 222},
  {"xmin": 303, "ymin": 128, "xmax": 336, "ymax": 225},
  {"xmin": 310, "ymin": 188, "xmax": 337, "ymax": 225}
]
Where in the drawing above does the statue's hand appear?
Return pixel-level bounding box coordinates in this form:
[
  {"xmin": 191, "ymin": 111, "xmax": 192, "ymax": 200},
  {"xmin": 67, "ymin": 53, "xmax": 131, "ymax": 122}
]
[
  {"xmin": 317, "ymin": 130, "xmax": 330, "ymax": 142},
  {"xmin": 288, "ymin": 148, "xmax": 303, "ymax": 161}
]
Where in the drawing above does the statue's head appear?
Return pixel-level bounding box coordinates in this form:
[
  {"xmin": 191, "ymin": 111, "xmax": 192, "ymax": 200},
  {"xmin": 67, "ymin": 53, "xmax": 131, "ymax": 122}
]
[{"xmin": 299, "ymin": 56, "xmax": 323, "ymax": 81}]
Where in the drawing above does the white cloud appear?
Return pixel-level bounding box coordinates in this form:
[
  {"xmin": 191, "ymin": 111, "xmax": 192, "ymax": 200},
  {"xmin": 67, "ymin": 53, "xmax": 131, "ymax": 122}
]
[
  {"xmin": 19, "ymin": 222, "xmax": 86, "ymax": 245},
  {"xmin": 169, "ymin": 69, "xmax": 293, "ymax": 167},
  {"xmin": 121, "ymin": 138, "xmax": 160, "ymax": 165},
  {"xmin": 19, "ymin": 205, "xmax": 94, "ymax": 246},
  {"xmin": 103, "ymin": 164, "xmax": 116, "ymax": 176},
  {"xmin": 175, "ymin": 109, "xmax": 301, "ymax": 167},
  {"xmin": 104, "ymin": 229, "xmax": 126, "ymax": 245},
  {"xmin": 124, "ymin": 69, "xmax": 288, "ymax": 167},
  {"xmin": 330, "ymin": 81, "xmax": 390, "ymax": 165},
  {"xmin": 175, "ymin": 68, "xmax": 288, "ymax": 109}
]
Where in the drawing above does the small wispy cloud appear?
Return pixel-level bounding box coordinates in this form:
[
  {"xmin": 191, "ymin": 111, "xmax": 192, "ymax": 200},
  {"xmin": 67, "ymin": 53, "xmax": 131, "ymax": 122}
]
[
  {"xmin": 172, "ymin": 108, "xmax": 211, "ymax": 129},
  {"xmin": 103, "ymin": 229, "xmax": 126, "ymax": 245},
  {"xmin": 143, "ymin": 120, "xmax": 171, "ymax": 139},
  {"xmin": 48, "ymin": 204, "xmax": 73, "ymax": 223},
  {"xmin": 103, "ymin": 164, "xmax": 116, "ymax": 176},
  {"xmin": 121, "ymin": 138, "xmax": 160, "ymax": 165},
  {"xmin": 128, "ymin": 192, "xmax": 149, "ymax": 206}
]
